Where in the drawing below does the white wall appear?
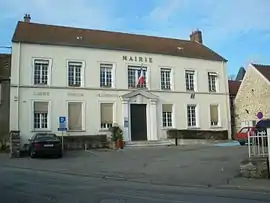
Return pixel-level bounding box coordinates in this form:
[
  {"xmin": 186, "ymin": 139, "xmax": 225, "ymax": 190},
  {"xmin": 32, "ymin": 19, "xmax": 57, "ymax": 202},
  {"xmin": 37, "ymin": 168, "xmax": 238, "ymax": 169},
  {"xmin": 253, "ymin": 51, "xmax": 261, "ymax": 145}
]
[{"xmin": 10, "ymin": 43, "xmax": 231, "ymax": 144}]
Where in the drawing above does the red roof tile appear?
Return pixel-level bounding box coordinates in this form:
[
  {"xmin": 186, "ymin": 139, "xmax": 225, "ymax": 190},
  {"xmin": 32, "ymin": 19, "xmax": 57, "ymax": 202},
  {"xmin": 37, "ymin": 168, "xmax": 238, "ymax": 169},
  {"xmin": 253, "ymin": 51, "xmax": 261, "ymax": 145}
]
[
  {"xmin": 228, "ymin": 80, "xmax": 241, "ymax": 96},
  {"xmin": 12, "ymin": 21, "xmax": 227, "ymax": 62},
  {"xmin": 252, "ymin": 64, "xmax": 270, "ymax": 82}
]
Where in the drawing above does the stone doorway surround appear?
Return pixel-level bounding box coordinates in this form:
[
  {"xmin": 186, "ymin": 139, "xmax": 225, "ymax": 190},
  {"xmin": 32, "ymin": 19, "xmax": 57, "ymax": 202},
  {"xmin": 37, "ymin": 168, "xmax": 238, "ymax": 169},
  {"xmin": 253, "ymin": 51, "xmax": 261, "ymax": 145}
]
[{"xmin": 120, "ymin": 89, "xmax": 159, "ymax": 142}]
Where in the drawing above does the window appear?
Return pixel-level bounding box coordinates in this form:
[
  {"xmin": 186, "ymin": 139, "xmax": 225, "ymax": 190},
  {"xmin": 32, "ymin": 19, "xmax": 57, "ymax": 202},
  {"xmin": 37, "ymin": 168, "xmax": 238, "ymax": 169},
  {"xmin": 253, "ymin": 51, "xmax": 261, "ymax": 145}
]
[
  {"xmin": 68, "ymin": 61, "xmax": 82, "ymax": 87},
  {"xmin": 187, "ymin": 105, "xmax": 197, "ymax": 127},
  {"xmin": 68, "ymin": 102, "xmax": 83, "ymax": 131},
  {"xmin": 185, "ymin": 70, "xmax": 195, "ymax": 91},
  {"xmin": 160, "ymin": 68, "xmax": 171, "ymax": 90},
  {"xmin": 100, "ymin": 103, "xmax": 113, "ymax": 129},
  {"xmin": 33, "ymin": 102, "xmax": 48, "ymax": 129},
  {"xmin": 34, "ymin": 59, "xmax": 49, "ymax": 85},
  {"xmin": 162, "ymin": 104, "xmax": 172, "ymax": 127},
  {"xmin": 128, "ymin": 66, "xmax": 147, "ymax": 88},
  {"xmin": 210, "ymin": 104, "xmax": 219, "ymax": 126},
  {"xmin": 100, "ymin": 63, "xmax": 112, "ymax": 88},
  {"xmin": 208, "ymin": 72, "xmax": 217, "ymax": 92}
]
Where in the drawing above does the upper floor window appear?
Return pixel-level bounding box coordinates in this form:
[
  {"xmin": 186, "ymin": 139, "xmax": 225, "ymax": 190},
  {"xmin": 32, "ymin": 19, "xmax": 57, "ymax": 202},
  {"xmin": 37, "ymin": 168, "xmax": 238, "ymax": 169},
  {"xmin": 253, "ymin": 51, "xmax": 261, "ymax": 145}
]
[
  {"xmin": 128, "ymin": 66, "xmax": 147, "ymax": 89},
  {"xmin": 160, "ymin": 68, "xmax": 171, "ymax": 90},
  {"xmin": 208, "ymin": 72, "xmax": 217, "ymax": 92},
  {"xmin": 34, "ymin": 59, "xmax": 49, "ymax": 85},
  {"xmin": 185, "ymin": 70, "xmax": 195, "ymax": 91},
  {"xmin": 68, "ymin": 61, "xmax": 82, "ymax": 87},
  {"xmin": 100, "ymin": 63, "xmax": 112, "ymax": 88}
]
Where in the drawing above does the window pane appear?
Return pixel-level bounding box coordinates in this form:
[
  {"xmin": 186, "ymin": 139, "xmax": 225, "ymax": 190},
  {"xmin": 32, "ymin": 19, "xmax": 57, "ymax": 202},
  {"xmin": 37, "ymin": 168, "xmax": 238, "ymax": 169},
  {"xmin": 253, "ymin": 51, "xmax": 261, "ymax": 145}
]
[
  {"xmin": 100, "ymin": 103, "xmax": 113, "ymax": 124},
  {"xmin": 210, "ymin": 105, "xmax": 219, "ymax": 125},
  {"xmin": 68, "ymin": 61, "xmax": 82, "ymax": 86},
  {"xmin": 161, "ymin": 68, "xmax": 171, "ymax": 89},
  {"xmin": 34, "ymin": 60, "xmax": 49, "ymax": 85},
  {"xmin": 128, "ymin": 66, "xmax": 147, "ymax": 88},
  {"xmin": 33, "ymin": 102, "xmax": 48, "ymax": 129},
  {"xmin": 187, "ymin": 105, "xmax": 196, "ymax": 127},
  {"xmin": 68, "ymin": 102, "xmax": 82, "ymax": 130},
  {"xmin": 100, "ymin": 63, "xmax": 113, "ymax": 87}
]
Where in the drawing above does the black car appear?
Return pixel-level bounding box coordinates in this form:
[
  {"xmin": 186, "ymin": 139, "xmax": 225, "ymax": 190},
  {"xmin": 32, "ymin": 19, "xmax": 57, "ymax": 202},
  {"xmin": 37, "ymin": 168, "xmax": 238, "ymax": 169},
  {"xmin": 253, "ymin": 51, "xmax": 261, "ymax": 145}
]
[{"xmin": 28, "ymin": 133, "xmax": 62, "ymax": 158}]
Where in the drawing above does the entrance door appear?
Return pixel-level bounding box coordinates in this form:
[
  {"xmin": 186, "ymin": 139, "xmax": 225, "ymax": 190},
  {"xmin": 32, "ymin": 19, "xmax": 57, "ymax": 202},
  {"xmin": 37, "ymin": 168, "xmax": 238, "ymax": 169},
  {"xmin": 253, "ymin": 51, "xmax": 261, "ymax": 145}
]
[{"xmin": 130, "ymin": 104, "xmax": 147, "ymax": 141}]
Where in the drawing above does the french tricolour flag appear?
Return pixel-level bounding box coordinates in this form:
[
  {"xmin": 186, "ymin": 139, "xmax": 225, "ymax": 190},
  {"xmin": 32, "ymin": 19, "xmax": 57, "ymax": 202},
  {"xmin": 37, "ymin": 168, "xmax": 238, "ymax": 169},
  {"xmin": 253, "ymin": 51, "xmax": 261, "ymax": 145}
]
[{"xmin": 137, "ymin": 68, "xmax": 145, "ymax": 86}]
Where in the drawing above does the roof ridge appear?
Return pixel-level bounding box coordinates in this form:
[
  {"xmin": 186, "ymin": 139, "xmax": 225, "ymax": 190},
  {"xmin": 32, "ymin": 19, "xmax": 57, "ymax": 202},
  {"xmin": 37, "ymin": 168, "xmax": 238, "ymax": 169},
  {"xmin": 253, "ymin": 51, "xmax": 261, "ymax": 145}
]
[{"xmin": 17, "ymin": 21, "xmax": 193, "ymax": 43}]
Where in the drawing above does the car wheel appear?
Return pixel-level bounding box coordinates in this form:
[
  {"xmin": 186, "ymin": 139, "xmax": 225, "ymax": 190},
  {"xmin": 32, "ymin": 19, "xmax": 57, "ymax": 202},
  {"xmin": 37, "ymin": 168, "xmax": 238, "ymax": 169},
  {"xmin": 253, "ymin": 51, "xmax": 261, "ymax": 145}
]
[
  {"xmin": 30, "ymin": 148, "xmax": 36, "ymax": 158},
  {"xmin": 239, "ymin": 141, "xmax": 246, "ymax": 146}
]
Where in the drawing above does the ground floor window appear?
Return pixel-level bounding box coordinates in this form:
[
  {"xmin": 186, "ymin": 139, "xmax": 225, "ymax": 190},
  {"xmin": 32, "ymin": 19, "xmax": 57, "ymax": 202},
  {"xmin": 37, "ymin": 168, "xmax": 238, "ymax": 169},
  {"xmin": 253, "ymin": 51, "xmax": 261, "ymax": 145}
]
[
  {"xmin": 210, "ymin": 104, "xmax": 219, "ymax": 126},
  {"xmin": 68, "ymin": 102, "xmax": 83, "ymax": 131},
  {"xmin": 100, "ymin": 103, "xmax": 113, "ymax": 129},
  {"xmin": 187, "ymin": 105, "xmax": 197, "ymax": 127},
  {"xmin": 34, "ymin": 101, "xmax": 49, "ymax": 129},
  {"xmin": 162, "ymin": 104, "xmax": 173, "ymax": 127}
]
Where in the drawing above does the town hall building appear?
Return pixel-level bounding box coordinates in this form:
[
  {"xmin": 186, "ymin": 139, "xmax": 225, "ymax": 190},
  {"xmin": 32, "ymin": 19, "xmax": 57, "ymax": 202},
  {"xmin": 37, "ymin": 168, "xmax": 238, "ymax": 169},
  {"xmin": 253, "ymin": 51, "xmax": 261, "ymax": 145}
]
[{"xmin": 10, "ymin": 14, "xmax": 231, "ymax": 147}]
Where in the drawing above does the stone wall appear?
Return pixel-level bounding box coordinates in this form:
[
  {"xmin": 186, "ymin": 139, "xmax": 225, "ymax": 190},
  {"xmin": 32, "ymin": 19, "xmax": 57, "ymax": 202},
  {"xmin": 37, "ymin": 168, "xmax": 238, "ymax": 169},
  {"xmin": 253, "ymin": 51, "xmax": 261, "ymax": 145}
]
[
  {"xmin": 240, "ymin": 157, "xmax": 269, "ymax": 179},
  {"xmin": 167, "ymin": 129, "xmax": 228, "ymax": 140},
  {"xmin": 235, "ymin": 66, "xmax": 270, "ymax": 132},
  {"xmin": 58, "ymin": 135, "xmax": 108, "ymax": 150}
]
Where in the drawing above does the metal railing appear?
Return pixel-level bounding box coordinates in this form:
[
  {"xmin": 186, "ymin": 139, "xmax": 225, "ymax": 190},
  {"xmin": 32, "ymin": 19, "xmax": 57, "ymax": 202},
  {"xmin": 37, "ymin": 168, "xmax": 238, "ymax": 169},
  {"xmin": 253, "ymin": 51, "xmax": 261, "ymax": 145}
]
[{"xmin": 248, "ymin": 129, "xmax": 270, "ymax": 158}]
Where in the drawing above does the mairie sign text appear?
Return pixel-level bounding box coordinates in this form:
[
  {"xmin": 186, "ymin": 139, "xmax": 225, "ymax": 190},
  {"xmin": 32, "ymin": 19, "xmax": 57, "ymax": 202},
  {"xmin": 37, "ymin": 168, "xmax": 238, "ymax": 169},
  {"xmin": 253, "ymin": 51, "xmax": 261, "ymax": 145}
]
[{"xmin": 122, "ymin": 56, "xmax": 153, "ymax": 63}]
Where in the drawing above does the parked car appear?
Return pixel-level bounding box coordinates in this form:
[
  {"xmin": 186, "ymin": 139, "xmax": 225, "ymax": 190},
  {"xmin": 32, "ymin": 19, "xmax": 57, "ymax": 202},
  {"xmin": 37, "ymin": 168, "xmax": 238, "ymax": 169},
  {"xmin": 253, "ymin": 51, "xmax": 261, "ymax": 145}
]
[
  {"xmin": 28, "ymin": 133, "xmax": 62, "ymax": 158},
  {"xmin": 235, "ymin": 127, "xmax": 256, "ymax": 145}
]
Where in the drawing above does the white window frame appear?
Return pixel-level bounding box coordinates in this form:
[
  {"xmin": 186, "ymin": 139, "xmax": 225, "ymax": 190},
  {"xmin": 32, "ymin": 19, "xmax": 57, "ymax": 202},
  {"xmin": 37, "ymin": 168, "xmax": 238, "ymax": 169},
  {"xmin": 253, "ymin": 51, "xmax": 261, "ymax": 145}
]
[
  {"xmin": 66, "ymin": 101, "xmax": 86, "ymax": 131},
  {"xmin": 208, "ymin": 72, "xmax": 219, "ymax": 92},
  {"xmin": 98, "ymin": 100, "xmax": 117, "ymax": 131},
  {"xmin": 160, "ymin": 68, "xmax": 172, "ymax": 90},
  {"xmin": 187, "ymin": 104, "xmax": 198, "ymax": 128},
  {"xmin": 185, "ymin": 69, "xmax": 196, "ymax": 91},
  {"xmin": 209, "ymin": 104, "xmax": 221, "ymax": 127},
  {"xmin": 31, "ymin": 100, "xmax": 52, "ymax": 131},
  {"xmin": 32, "ymin": 58, "xmax": 52, "ymax": 86},
  {"xmin": 162, "ymin": 104, "xmax": 173, "ymax": 128},
  {"xmin": 99, "ymin": 63, "xmax": 115, "ymax": 88},
  {"xmin": 67, "ymin": 60, "xmax": 85, "ymax": 87},
  {"xmin": 127, "ymin": 65, "xmax": 148, "ymax": 89}
]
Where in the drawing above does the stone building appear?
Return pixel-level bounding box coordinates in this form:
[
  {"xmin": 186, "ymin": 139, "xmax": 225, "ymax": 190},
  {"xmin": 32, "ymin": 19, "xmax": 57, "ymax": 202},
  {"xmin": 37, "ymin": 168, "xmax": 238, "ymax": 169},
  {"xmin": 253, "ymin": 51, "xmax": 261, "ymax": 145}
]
[
  {"xmin": 228, "ymin": 80, "xmax": 241, "ymax": 137},
  {"xmin": 0, "ymin": 53, "xmax": 11, "ymax": 148},
  {"xmin": 235, "ymin": 64, "xmax": 270, "ymax": 131}
]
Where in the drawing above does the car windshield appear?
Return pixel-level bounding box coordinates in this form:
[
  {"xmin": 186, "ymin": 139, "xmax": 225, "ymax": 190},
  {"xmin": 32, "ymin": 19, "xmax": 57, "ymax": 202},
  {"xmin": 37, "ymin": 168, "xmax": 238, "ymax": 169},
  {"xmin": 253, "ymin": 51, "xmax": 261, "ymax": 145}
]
[
  {"xmin": 36, "ymin": 134, "xmax": 58, "ymax": 141},
  {"xmin": 239, "ymin": 128, "xmax": 249, "ymax": 133}
]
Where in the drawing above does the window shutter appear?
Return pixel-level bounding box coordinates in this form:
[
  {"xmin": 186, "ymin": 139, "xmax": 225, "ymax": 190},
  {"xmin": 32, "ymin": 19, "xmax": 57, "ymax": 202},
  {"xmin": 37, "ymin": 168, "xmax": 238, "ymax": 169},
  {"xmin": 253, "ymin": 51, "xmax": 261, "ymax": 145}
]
[
  {"xmin": 100, "ymin": 103, "xmax": 113, "ymax": 123},
  {"xmin": 34, "ymin": 102, "xmax": 48, "ymax": 112},
  {"xmin": 210, "ymin": 105, "xmax": 218, "ymax": 122},
  {"xmin": 68, "ymin": 102, "xmax": 82, "ymax": 130},
  {"xmin": 162, "ymin": 104, "xmax": 172, "ymax": 112}
]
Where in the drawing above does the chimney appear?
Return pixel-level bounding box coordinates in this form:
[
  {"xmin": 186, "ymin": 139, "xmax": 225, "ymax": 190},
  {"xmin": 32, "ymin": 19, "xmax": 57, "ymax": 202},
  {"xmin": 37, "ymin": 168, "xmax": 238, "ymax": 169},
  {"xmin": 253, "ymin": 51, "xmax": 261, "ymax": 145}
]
[
  {"xmin": 23, "ymin": 14, "xmax": 31, "ymax": 23},
  {"xmin": 190, "ymin": 30, "xmax": 203, "ymax": 44}
]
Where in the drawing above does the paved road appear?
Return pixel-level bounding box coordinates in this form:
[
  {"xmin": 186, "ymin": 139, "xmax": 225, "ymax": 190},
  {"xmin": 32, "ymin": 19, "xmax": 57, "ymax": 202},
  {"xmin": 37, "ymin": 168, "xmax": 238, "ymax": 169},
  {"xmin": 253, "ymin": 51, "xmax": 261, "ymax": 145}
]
[
  {"xmin": 0, "ymin": 145, "xmax": 249, "ymax": 187},
  {"xmin": 1, "ymin": 166, "xmax": 270, "ymax": 203}
]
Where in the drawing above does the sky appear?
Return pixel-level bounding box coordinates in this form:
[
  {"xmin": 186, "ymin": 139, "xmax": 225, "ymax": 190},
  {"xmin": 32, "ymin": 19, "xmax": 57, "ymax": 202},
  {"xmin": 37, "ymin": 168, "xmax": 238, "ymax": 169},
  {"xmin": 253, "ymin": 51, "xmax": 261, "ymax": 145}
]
[{"xmin": 0, "ymin": 0, "xmax": 269, "ymax": 76}]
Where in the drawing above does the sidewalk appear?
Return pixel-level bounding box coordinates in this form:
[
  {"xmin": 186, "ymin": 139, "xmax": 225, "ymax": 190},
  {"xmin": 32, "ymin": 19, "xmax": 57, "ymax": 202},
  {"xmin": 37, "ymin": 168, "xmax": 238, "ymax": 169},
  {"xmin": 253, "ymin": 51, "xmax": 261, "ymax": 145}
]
[{"xmin": 218, "ymin": 178, "xmax": 270, "ymax": 193}]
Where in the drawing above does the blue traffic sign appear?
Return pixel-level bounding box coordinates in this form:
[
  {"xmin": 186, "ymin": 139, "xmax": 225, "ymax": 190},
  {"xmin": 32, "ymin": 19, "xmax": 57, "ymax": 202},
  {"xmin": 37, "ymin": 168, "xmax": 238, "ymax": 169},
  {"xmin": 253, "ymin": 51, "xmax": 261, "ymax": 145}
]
[
  {"xmin": 58, "ymin": 116, "xmax": 67, "ymax": 131},
  {"xmin": 59, "ymin": 116, "xmax": 66, "ymax": 124}
]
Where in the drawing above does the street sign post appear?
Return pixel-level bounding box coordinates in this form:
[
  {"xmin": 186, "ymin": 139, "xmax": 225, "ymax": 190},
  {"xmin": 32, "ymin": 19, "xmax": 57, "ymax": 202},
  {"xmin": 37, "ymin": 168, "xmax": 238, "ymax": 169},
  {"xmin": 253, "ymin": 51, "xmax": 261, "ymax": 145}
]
[{"xmin": 58, "ymin": 116, "xmax": 67, "ymax": 151}]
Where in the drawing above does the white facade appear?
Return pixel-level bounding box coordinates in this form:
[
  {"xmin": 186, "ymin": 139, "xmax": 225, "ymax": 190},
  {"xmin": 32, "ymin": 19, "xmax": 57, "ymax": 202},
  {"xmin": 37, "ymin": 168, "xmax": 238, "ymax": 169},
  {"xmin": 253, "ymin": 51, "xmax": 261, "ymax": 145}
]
[{"xmin": 10, "ymin": 43, "xmax": 231, "ymax": 146}]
